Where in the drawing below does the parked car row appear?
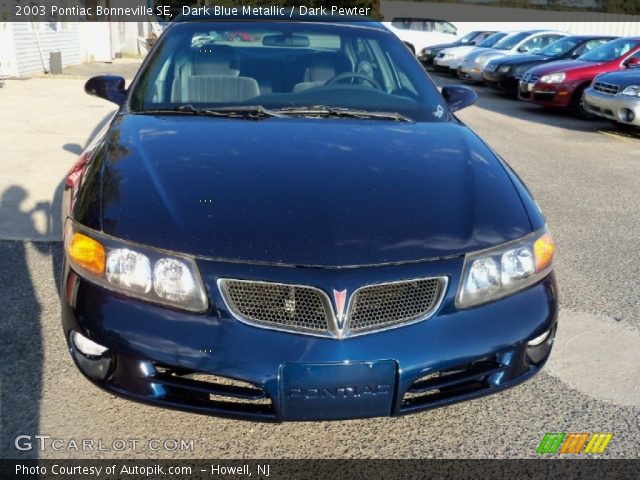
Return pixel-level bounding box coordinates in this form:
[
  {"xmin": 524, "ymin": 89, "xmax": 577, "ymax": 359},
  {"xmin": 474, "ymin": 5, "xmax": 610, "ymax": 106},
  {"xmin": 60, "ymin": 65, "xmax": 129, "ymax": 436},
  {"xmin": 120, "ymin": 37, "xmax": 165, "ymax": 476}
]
[{"xmin": 418, "ymin": 29, "xmax": 640, "ymax": 129}]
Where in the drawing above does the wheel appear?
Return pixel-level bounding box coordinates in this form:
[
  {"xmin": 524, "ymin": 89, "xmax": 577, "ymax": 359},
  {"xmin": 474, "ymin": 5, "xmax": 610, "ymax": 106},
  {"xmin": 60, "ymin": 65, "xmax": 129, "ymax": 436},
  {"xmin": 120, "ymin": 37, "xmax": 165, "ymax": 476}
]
[{"xmin": 571, "ymin": 84, "xmax": 594, "ymax": 119}]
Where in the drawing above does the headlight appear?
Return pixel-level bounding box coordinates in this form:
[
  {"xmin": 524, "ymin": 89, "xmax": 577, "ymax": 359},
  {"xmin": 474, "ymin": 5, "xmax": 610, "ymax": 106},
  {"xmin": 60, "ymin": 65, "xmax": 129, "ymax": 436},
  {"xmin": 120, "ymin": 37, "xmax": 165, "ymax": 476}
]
[
  {"xmin": 475, "ymin": 55, "xmax": 487, "ymax": 64},
  {"xmin": 498, "ymin": 65, "xmax": 511, "ymax": 73},
  {"xmin": 65, "ymin": 221, "xmax": 208, "ymax": 312},
  {"xmin": 540, "ymin": 72, "xmax": 566, "ymax": 84},
  {"xmin": 456, "ymin": 228, "xmax": 554, "ymax": 309},
  {"xmin": 621, "ymin": 85, "xmax": 640, "ymax": 97}
]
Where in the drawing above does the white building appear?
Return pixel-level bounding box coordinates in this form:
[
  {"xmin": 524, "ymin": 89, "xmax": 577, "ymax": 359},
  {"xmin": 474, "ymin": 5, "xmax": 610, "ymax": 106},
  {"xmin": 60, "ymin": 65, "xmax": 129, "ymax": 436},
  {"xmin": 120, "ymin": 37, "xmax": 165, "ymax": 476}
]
[{"xmin": 0, "ymin": 0, "xmax": 157, "ymax": 78}]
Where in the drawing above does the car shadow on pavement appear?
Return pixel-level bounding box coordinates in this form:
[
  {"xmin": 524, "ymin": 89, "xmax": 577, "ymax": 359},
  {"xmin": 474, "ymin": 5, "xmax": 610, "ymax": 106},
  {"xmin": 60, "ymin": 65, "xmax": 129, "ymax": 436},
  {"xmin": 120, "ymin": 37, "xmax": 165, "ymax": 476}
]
[
  {"xmin": 0, "ymin": 111, "xmax": 113, "ymax": 458},
  {"xmin": 0, "ymin": 187, "xmax": 47, "ymax": 458}
]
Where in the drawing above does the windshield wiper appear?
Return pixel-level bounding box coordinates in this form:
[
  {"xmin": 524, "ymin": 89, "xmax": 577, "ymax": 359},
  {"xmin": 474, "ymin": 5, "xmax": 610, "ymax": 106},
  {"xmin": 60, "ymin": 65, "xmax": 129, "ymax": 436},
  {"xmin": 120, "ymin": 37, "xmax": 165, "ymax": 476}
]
[
  {"xmin": 275, "ymin": 106, "xmax": 414, "ymax": 123},
  {"xmin": 135, "ymin": 104, "xmax": 285, "ymax": 120}
]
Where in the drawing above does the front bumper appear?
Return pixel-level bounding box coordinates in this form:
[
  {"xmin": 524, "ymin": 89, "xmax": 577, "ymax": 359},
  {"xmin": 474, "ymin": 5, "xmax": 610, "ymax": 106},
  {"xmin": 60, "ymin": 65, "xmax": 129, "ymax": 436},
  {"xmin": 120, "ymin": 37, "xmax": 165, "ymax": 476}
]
[
  {"xmin": 433, "ymin": 56, "xmax": 461, "ymax": 72},
  {"xmin": 583, "ymin": 88, "xmax": 640, "ymax": 125},
  {"xmin": 457, "ymin": 62, "xmax": 484, "ymax": 82},
  {"xmin": 482, "ymin": 71, "xmax": 519, "ymax": 94},
  {"xmin": 61, "ymin": 256, "xmax": 558, "ymax": 422},
  {"xmin": 518, "ymin": 80, "xmax": 573, "ymax": 107},
  {"xmin": 418, "ymin": 53, "xmax": 436, "ymax": 67}
]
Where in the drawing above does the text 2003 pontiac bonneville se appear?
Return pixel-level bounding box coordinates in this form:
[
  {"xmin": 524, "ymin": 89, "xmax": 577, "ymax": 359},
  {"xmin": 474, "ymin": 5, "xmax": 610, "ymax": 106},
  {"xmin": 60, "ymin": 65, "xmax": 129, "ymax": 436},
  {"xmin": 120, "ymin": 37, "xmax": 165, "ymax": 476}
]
[{"xmin": 61, "ymin": 18, "xmax": 557, "ymax": 421}]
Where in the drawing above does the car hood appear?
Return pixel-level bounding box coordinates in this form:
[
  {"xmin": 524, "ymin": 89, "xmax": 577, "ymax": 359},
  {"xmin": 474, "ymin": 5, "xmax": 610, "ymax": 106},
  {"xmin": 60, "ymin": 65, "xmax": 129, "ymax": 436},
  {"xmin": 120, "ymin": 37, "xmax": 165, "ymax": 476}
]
[
  {"xmin": 90, "ymin": 114, "xmax": 532, "ymax": 267},
  {"xmin": 499, "ymin": 54, "xmax": 548, "ymax": 66},
  {"xmin": 527, "ymin": 59, "xmax": 592, "ymax": 76},
  {"xmin": 457, "ymin": 47, "xmax": 491, "ymax": 59},
  {"xmin": 595, "ymin": 69, "xmax": 640, "ymax": 87},
  {"xmin": 426, "ymin": 42, "xmax": 459, "ymax": 51}
]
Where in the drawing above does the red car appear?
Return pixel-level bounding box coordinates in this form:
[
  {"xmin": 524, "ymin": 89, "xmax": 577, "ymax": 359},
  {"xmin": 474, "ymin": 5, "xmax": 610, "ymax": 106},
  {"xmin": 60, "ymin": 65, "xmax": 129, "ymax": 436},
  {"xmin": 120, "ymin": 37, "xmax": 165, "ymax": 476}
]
[{"xmin": 518, "ymin": 37, "xmax": 640, "ymax": 115}]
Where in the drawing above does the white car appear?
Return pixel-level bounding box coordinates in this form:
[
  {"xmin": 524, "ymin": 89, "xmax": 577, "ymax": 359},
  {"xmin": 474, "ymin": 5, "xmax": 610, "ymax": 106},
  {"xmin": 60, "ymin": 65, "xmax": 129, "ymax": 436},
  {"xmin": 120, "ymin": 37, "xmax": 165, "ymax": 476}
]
[
  {"xmin": 457, "ymin": 30, "xmax": 569, "ymax": 82},
  {"xmin": 384, "ymin": 17, "xmax": 458, "ymax": 54}
]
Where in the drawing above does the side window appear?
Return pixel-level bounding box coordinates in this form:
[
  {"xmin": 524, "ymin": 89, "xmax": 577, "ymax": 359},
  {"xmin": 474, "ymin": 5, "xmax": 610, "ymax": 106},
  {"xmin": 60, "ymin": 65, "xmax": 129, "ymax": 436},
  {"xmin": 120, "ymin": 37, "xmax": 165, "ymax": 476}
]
[
  {"xmin": 540, "ymin": 35, "xmax": 563, "ymax": 48},
  {"xmin": 573, "ymin": 39, "xmax": 608, "ymax": 57},
  {"xmin": 617, "ymin": 42, "xmax": 636, "ymax": 57},
  {"xmin": 474, "ymin": 32, "xmax": 491, "ymax": 43},
  {"xmin": 521, "ymin": 35, "xmax": 560, "ymax": 53},
  {"xmin": 434, "ymin": 21, "xmax": 457, "ymax": 35},
  {"xmin": 412, "ymin": 21, "xmax": 432, "ymax": 32}
]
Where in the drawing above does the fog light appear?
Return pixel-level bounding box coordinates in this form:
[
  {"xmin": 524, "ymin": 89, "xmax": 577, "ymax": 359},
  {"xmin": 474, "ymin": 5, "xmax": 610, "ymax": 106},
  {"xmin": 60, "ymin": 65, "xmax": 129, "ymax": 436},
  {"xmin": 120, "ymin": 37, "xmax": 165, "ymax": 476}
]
[
  {"xmin": 70, "ymin": 331, "xmax": 113, "ymax": 381},
  {"xmin": 526, "ymin": 327, "xmax": 555, "ymax": 365},
  {"xmin": 72, "ymin": 331, "xmax": 108, "ymax": 356},
  {"xmin": 618, "ymin": 108, "xmax": 634, "ymax": 123},
  {"xmin": 528, "ymin": 329, "xmax": 551, "ymax": 347}
]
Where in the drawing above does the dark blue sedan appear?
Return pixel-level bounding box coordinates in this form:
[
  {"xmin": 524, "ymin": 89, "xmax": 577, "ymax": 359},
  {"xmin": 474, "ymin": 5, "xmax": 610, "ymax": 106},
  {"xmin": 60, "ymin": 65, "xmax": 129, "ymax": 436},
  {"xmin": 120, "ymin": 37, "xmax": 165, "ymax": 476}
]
[{"xmin": 61, "ymin": 18, "xmax": 558, "ymax": 421}]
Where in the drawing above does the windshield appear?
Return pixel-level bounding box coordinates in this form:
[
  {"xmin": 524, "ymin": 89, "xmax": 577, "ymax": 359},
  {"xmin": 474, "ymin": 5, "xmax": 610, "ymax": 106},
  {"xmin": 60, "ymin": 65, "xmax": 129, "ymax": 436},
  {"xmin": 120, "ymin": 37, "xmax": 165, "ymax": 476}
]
[
  {"xmin": 130, "ymin": 22, "xmax": 445, "ymax": 122},
  {"xmin": 493, "ymin": 32, "xmax": 530, "ymax": 51},
  {"xmin": 538, "ymin": 37, "xmax": 580, "ymax": 57},
  {"xmin": 477, "ymin": 32, "xmax": 507, "ymax": 48},
  {"xmin": 579, "ymin": 37, "xmax": 640, "ymax": 62},
  {"xmin": 458, "ymin": 31, "xmax": 479, "ymax": 44}
]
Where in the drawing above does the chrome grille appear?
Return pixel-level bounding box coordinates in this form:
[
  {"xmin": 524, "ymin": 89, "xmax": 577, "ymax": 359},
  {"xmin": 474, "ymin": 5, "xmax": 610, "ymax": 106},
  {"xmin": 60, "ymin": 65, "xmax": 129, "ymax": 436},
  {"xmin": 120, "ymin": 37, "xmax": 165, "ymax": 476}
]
[
  {"xmin": 348, "ymin": 279, "xmax": 445, "ymax": 333},
  {"xmin": 219, "ymin": 277, "xmax": 447, "ymax": 338},
  {"xmin": 593, "ymin": 81, "xmax": 619, "ymax": 95},
  {"xmin": 219, "ymin": 280, "xmax": 332, "ymax": 334}
]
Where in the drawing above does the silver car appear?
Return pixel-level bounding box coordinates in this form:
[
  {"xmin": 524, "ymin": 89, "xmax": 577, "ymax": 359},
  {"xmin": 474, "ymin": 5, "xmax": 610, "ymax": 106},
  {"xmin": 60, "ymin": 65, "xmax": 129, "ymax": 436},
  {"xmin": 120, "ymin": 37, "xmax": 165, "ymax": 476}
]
[
  {"xmin": 584, "ymin": 69, "xmax": 640, "ymax": 127},
  {"xmin": 458, "ymin": 30, "xmax": 567, "ymax": 82}
]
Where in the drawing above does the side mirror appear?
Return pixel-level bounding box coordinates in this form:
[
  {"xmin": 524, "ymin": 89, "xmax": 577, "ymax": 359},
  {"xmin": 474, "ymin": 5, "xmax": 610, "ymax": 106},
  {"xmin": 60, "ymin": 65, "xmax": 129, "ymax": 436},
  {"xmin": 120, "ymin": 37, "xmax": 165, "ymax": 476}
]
[
  {"xmin": 624, "ymin": 56, "xmax": 640, "ymax": 68},
  {"xmin": 441, "ymin": 85, "xmax": 478, "ymax": 112},
  {"xmin": 85, "ymin": 75, "xmax": 126, "ymax": 106}
]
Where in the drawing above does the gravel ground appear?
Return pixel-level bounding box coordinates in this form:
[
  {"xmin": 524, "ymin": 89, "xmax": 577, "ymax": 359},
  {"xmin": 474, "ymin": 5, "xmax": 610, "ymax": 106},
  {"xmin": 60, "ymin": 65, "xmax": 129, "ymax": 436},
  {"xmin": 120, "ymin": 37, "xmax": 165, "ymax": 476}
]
[{"xmin": 0, "ymin": 67, "xmax": 638, "ymax": 459}]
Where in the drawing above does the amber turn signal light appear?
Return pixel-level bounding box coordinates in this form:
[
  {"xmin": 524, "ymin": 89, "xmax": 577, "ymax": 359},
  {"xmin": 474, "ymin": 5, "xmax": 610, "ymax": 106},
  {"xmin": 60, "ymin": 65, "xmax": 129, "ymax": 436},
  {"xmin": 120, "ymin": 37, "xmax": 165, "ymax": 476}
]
[
  {"xmin": 68, "ymin": 232, "xmax": 106, "ymax": 275},
  {"xmin": 534, "ymin": 233, "xmax": 554, "ymax": 272}
]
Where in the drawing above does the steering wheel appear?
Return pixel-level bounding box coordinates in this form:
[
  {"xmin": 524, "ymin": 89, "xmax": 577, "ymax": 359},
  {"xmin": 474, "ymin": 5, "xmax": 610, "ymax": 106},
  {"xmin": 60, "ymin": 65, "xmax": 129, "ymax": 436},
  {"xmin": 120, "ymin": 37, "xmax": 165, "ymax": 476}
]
[{"xmin": 325, "ymin": 72, "xmax": 382, "ymax": 90}]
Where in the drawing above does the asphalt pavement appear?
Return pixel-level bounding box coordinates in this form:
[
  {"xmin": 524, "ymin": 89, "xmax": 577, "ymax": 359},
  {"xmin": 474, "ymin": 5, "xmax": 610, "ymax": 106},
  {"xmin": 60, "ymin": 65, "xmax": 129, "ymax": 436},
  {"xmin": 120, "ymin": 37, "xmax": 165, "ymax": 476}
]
[{"xmin": 0, "ymin": 63, "xmax": 638, "ymax": 459}]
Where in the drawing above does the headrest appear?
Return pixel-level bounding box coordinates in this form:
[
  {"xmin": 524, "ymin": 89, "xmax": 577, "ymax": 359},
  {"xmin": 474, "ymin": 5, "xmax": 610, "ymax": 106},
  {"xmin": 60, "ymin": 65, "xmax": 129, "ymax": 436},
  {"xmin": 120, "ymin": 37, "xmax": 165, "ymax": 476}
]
[{"xmin": 193, "ymin": 44, "xmax": 240, "ymax": 77}]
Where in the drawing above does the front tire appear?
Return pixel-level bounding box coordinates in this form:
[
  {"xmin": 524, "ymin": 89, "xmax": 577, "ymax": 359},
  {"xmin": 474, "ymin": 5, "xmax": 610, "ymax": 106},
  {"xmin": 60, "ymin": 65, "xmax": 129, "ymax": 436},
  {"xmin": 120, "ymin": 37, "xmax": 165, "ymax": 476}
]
[{"xmin": 571, "ymin": 84, "xmax": 594, "ymax": 119}]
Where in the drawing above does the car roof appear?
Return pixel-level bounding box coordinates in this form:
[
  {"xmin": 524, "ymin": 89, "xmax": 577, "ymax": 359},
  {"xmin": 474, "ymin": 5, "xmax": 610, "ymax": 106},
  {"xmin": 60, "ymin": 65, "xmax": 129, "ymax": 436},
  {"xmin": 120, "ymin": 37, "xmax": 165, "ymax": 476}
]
[
  {"xmin": 524, "ymin": 30, "xmax": 569, "ymax": 34},
  {"xmin": 562, "ymin": 34, "xmax": 617, "ymax": 39}
]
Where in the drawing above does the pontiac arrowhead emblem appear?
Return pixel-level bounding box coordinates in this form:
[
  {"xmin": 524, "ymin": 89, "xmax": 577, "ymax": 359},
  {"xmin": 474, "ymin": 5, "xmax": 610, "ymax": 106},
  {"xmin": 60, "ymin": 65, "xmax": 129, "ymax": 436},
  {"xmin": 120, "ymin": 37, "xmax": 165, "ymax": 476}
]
[{"xmin": 333, "ymin": 289, "xmax": 347, "ymax": 327}]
